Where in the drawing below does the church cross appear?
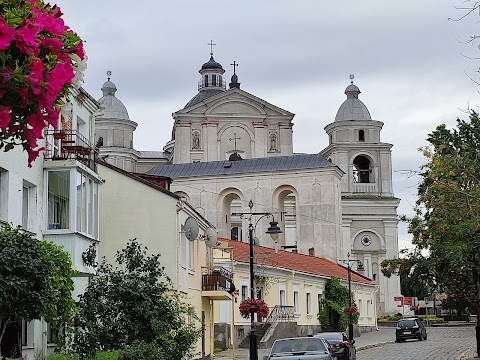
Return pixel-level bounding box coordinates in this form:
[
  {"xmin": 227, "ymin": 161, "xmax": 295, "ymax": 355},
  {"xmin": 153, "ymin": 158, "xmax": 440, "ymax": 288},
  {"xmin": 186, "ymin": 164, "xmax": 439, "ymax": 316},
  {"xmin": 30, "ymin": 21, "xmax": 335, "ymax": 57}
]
[
  {"xmin": 208, "ymin": 40, "xmax": 216, "ymax": 55},
  {"xmin": 229, "ymin": 133, "xmax": 241, "ymax": 152},
  {"xmin": 231, "ymin": 61, "xmax": 239, "ymax": 75}
]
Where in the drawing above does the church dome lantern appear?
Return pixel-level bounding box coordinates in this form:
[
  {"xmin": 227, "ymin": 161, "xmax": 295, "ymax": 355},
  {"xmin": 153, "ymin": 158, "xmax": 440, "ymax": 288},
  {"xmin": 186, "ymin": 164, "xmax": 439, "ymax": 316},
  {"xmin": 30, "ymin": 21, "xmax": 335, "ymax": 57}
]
[{"xmin": 335, "ymin": 75, "xmax": 372, "ymax": 122}]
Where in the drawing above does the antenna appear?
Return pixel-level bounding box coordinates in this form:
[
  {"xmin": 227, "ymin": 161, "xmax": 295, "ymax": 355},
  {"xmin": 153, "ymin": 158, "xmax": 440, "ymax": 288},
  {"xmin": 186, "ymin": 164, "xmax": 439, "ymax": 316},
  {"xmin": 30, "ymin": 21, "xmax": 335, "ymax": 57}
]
[
  {"xmin": 204, "ymin": 227, "xmax": 218, "ymax": 248},
  {"xmin": 184, "ymin": 217, "xmax": 199, "ymax": 241}
]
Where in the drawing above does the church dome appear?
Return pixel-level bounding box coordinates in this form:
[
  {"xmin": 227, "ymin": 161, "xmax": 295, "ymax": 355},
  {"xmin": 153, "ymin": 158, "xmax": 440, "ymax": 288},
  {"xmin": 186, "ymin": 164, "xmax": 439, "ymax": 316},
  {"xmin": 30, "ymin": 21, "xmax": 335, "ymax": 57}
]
[
  {"xmin": 201, "ymin": 56, "xmax": 223, "ymax": 70},
  {"xmin": 335, "ymin": 81, "xmax": 371, "ymax": 122},
  {"xmin": 98, "ymin": 77, "xmax": 130, "ymax": 120}
]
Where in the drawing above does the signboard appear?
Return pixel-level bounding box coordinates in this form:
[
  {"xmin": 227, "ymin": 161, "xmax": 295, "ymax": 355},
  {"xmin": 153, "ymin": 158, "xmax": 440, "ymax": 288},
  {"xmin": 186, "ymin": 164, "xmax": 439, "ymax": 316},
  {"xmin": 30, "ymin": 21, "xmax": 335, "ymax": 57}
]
[
  {"xmin": 404, "ymin": 297, "xmax": 413, "ymax": 306},
  {"xmin": 394, "ymin": 296, "xmax": 403, "ymax": 301}
]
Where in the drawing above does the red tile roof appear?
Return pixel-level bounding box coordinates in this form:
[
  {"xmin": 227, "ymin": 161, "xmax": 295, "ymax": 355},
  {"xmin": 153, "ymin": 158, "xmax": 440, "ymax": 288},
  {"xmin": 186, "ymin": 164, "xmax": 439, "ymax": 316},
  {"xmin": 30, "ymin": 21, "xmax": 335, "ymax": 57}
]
[{"xmin": 218, "ymin": 239, "xmax": 374, "ymax": 285}]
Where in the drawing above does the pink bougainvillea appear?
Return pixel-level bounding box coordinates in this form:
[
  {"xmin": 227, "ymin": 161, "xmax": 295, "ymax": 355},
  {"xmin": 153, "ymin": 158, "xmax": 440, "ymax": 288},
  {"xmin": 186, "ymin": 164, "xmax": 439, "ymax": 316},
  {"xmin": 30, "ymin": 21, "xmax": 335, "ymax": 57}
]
[{"xmin": 0, "ymin": 0, "xmax": 86, "ymax": 167}]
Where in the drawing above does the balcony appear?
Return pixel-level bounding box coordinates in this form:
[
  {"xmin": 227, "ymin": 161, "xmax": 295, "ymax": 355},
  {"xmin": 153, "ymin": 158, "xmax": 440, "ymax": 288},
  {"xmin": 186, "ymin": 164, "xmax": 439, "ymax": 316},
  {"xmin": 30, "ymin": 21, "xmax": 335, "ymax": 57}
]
[
  {"xmin": 45, "ymin": 130, "xmax": 98, "ymax": 172},
  {"xmin": 201, "ymin": 266, "xmax": 234, "ymax": 300},
  {"xmin": 352, "ymin": 182, "xmax": 377, "ymax": 193}
]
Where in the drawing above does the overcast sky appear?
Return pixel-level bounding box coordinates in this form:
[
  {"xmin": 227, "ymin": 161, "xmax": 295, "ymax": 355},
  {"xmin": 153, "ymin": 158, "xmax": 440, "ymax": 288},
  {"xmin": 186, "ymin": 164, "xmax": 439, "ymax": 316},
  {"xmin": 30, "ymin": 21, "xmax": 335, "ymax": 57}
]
[{"xmin": 55, "ymin": 0, "xmax": 479, "ymax": 250}]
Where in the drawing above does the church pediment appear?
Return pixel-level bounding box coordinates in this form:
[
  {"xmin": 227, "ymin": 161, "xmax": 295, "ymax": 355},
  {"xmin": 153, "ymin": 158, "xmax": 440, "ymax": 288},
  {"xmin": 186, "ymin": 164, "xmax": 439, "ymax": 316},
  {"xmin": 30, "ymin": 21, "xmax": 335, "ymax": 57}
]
[{"xmin": 175, "ymin": 88, "xmax": 294, "ymax": 118}]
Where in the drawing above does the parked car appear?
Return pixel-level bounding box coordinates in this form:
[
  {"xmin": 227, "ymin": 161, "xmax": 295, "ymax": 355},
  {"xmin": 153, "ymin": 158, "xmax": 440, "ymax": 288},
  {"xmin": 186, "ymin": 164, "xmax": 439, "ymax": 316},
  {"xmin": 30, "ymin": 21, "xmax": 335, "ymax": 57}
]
[
  {"xmin": 395, "ymin": 317, "xmax": 427, "ymax": 342},
  {"xmin": 263, "ymin": 337, "xmax": 336, "ymax": 359},
  {"xmin": 314, "ymin": 332, "xmax": 356, "ymax": 360}
]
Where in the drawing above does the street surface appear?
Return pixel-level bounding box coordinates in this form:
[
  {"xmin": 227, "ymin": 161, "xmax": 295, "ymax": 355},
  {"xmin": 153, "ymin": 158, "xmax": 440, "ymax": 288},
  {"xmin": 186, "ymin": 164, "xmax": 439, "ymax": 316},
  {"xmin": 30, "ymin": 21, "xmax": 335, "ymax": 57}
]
[
  {"xmin": 357, "ymin": 327, "xmax": 475, "ymax": 360},
  {"xmin": 215, "ymin": 326, "xmax": 476, "ymax": 359}
]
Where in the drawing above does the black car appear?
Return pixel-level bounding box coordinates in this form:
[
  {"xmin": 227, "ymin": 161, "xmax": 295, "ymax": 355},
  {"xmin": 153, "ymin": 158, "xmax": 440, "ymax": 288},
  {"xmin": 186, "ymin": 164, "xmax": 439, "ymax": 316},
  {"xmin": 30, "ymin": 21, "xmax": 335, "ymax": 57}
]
[
  {"xmin": 395, "ymin": 317, "xmax": 427, "ymax": 342},
  {"xmin": 314, "ymin": 332, "xmax": 356, "ymax": 360}
]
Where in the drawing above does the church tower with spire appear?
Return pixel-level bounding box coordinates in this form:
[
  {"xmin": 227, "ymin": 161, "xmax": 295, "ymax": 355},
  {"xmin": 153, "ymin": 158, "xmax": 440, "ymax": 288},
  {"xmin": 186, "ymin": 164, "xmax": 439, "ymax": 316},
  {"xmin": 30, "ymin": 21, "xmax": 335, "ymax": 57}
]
[
  {"xmin": 95, "ymin": 72, "xmax": 140, "ymax": 172},
  {"xmin": 321, "ymin": 76, "xmax": 401, "ymax": 315}
]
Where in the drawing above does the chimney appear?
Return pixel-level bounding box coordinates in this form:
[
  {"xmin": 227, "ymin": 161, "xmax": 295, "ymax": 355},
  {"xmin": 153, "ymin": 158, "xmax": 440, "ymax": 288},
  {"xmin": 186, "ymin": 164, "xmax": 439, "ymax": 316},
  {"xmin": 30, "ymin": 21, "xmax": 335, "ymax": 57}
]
[{"xmin": 308, "ymin": 247, "xmax": 315, "ymax": 257}]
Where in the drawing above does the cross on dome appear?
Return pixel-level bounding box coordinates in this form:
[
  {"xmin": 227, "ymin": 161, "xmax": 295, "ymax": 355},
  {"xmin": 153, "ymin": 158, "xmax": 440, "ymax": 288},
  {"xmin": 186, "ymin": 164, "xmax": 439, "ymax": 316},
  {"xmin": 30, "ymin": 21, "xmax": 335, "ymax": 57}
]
[{"xmin": 207, "ymin": 40, "xmax": 216, "ymax": 55}]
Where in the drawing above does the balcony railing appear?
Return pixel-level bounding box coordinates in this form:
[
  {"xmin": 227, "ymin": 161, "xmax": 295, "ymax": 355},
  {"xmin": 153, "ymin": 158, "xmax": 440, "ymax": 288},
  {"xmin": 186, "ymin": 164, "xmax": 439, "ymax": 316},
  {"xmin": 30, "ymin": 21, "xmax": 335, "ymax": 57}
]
[
  {"xmin": 45, "ymin": 130, "xmax": 98, "ymax": 172},
  {"xmin": 202, "ymin": 266, "xmax": 234, "ymax": 292},
  {"xmin": 264, "ymin": 305, "xmax": 295, "ymax": 324}
]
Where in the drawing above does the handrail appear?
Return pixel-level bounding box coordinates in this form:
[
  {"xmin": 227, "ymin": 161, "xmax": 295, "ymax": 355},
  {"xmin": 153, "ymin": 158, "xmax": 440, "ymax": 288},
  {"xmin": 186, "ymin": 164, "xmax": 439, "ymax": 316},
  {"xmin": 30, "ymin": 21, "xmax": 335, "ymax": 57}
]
[{"xmin": 263, "ymin": 305, "xmax": 295, "ymax": 326}]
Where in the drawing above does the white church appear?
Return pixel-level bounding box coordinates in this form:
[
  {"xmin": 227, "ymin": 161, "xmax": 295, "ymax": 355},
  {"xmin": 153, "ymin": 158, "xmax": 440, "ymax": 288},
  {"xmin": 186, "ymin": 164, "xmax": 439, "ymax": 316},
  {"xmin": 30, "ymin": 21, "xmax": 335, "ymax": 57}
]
[{"xmin": 94, "ymin": 51, "xmax": 401, "ymax": 315}]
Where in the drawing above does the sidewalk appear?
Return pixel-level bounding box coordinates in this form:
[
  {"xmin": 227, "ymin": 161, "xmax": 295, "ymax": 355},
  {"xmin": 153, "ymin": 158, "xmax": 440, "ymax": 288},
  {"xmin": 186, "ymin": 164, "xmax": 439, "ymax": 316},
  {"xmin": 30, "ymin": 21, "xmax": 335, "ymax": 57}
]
[
  {"xmin": 458, "ymin": 347, "xmax": 479, "ymax": 359},
  {"xmin": 214, "ymin": 327, "xmax": 396, "ymax": 359}
]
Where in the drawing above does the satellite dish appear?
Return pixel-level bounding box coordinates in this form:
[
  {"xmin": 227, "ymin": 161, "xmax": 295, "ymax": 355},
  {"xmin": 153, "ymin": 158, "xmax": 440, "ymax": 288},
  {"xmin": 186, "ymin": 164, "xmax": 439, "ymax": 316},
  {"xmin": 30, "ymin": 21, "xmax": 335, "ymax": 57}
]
[
  {"xmin": 205, "ymin": 227, "xmax": 218, "ymax": 248},
  {"xmin": 195, "ymin": 207, "xmax": 206, "ymax": 218},
  {"xmin": 184, "ymin": 217, "xmax": 199, "ymax": 241}
]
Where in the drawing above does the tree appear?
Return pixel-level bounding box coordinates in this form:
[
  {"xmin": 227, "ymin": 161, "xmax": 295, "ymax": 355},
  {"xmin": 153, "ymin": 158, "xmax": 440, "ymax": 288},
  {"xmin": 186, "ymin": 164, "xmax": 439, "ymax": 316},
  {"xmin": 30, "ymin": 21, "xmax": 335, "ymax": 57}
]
[
  {"xmin": 0, "ymin": 224, "xmax": 76, "ymax": 355},
  {"xmin": 74, "ymin": 239, "xmax": 200, "ymax": 360},
  {"xmin": 317, "ymin": 277, "xmax": 359, "ymax": 332},
  {"xmin": 382, "ymin": 111, "xmax": 480, "ymax": 355}
]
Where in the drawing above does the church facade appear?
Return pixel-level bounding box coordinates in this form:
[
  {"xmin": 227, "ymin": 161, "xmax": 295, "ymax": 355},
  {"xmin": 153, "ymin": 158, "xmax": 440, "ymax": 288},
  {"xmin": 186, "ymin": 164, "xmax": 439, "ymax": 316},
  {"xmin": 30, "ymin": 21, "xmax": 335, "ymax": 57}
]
[{"xmin": 95, "ymin": 53, "xmax": 401, "ymax": 315}]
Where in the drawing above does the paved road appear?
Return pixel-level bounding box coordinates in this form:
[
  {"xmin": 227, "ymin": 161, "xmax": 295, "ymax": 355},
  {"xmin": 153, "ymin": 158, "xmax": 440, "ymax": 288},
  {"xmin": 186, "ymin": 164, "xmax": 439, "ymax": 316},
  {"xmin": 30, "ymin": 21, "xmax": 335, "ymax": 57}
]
[{"xmin": 357, "ymin": 327, "xmax": 476, "ymax": 360}]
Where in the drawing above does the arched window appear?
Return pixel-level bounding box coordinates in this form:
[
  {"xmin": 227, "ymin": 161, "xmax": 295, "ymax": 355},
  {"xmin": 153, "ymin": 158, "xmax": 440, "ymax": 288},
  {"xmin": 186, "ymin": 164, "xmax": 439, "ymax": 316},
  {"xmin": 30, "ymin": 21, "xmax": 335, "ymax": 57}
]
[
  {"xmin": 359, "ymin": 130, "xmax": 365, "ymax": 142},
  {"xmin": 231, "ymin": 226, "xmax": 241, "ymax": 241},
  {"xmin": 353, "ymin": 155, "xmax": 371, "ymax": 183},
  {"xmin": 97, "ymin": 136, "xmax": 103, "ymax": 147}
]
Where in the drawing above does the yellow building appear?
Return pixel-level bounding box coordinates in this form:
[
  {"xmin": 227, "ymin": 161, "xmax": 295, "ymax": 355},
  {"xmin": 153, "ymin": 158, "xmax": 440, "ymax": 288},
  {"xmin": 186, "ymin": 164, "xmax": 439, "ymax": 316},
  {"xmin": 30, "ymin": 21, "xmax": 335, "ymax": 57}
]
[
  {"xmin": 213, "ymin": 239, "xmax": 377, "ymax": 349},
  {"xmin": 98, "ymin": 162, "xmax": 232, "ymax": 359}
]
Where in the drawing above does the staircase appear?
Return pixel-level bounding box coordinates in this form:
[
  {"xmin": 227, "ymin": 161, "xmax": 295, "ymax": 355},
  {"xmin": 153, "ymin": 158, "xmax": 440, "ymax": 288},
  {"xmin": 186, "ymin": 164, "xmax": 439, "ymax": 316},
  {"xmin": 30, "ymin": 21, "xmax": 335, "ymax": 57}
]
[{"xmin": 238, "ymin": 323, "xmax": 271, "ymax": 348}]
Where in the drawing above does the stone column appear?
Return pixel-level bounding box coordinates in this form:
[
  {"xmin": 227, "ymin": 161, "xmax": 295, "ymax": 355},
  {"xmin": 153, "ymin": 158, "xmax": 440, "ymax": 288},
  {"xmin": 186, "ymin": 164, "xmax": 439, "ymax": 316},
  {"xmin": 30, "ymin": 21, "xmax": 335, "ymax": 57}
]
[
  {"xmin": 204, "ymin": 119, "xmax": 218, "ymax": 162},
  {"xmin": 279, "ymin": 123, "xmax": 293, "ymax": 156},
  {"xmin": 253, "ymin": 121, "xmax": 266, "ymax": 158},
  {"xmin": 173, "ymin": 119, "xmax": 191, "ymax": 164}
]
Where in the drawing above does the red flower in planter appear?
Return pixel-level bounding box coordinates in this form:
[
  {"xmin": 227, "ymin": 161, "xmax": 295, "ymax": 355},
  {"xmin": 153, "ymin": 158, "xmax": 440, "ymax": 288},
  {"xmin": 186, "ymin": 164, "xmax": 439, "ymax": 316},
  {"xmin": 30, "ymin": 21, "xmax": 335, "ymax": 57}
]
[
  {"xmin": 344, "ymin": 305, "xmax": 358, "ymax": 315},
  {"xmin": 239, "ymin": 298, "xmax": 269, "ymax": 319}
]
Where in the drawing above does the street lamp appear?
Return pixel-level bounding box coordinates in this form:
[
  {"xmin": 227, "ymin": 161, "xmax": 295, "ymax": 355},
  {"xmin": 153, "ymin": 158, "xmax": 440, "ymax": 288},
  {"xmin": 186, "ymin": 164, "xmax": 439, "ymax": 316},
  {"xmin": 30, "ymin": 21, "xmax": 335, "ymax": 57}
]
[
  {"xmin": 339, "ymin": 252, "xmax": 362, "ymax": 342},
  {"xmin": 233, "ymin": 200, "xmax": 282, "ymax": 360}
]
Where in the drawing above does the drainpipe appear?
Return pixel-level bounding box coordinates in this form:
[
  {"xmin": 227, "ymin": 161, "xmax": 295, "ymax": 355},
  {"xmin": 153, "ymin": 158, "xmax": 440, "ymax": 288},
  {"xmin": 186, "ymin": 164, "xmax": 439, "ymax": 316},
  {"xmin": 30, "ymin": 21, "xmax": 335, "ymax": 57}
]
[{"xmin": 373, "ymin": 287, "xmax": 380, "ymax": 330}]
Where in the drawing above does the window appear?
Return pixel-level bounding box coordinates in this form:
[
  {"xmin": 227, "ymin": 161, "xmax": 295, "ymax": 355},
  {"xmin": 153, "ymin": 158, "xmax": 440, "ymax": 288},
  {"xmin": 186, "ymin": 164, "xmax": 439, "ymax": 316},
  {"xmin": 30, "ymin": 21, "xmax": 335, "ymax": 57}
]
[
  {"xmin": 48, "ymin": 171, "xmax": 70, "ymax": 229},
  {"xmin": 76, "ymin": 172, "xmax": 98, "ymax": 237},
  {"xmin": 212, "ymin": 74, "xmax": 217, "ymax": 87},
  {"xmin": 21, "ymin": 320, "xmax": 28, "ymax": 346},
  {"xmin": 22, "ymin": 186, "xmax": 29, "ymax": 229},
  {"xmin": 293, "ymin": 291, "xmax": 299, "ymax": 313},
  {"xmin": 317, "ymin": 293, "xmax": 323, "ymax": 312},
  {"xmin": 353, "ymin": 155, "xmax": 371, "ymax": 183},
  {"xmin": 279, "ymin": 290, "xmax": 286, "ymax": 306},
  {"xmin": 204, "ymin": 75, "xmax": 209, "ymax": 87},
  {"xmin": 188, "ymin": 240, "xmax": 194, "ymax": 269},
  {"xmin": 359, "ymin": 129, "xmax": 365, "ymax": 141},
  {"xmin": 358, "ymin": 299, "xmax": 363, "ymax": 317},
  {"xmin": 367, "ymin": 299, "xmax": 371, "ymax": 317},
  {"xmin": 47, "ymin": 322, "xmax": 57, "ymax": 344},
  {"xmin": 0, "ymin": 169, "xmax": 7, "ymax": 221},
  {"xmin": 48, "ymin": 169, "xmax": 99, "ymax": 237},
  {"xmin": 231, "ymin": 226, "xmax": 241, "ymax": 241},
  {"xmin": 241, "ymin": 285, "xmax": 248, "ymax": 301},
  {"xmin": 306, "ymin": 292, "xmax": 312, "ymax": 315}
]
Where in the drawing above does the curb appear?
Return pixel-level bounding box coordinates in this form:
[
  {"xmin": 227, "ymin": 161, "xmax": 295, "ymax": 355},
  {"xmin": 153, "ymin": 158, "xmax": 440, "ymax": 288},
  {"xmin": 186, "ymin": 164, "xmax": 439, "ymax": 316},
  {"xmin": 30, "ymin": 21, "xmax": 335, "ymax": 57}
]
[
  {"xmin": 357, "ymin": 340, "xmax": 395, "ymax": 351},
  {"xmin": 456, "ymin": 346, "xmax": 478, "ymax": 359}
]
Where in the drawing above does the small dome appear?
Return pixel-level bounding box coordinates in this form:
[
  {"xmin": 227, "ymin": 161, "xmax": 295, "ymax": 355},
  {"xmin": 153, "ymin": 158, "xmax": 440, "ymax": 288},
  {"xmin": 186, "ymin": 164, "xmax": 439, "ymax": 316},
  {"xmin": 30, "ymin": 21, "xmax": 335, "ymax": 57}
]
[
  {"xmin": 201, "ymin": 56, "xmax": 223, "ymax": 70},
  {"xmin": 335, "ymin": 82, "xmax": 372, "ymax": 121},
  {"xmin": 98, "ymin": 79, "xmax": 129, "ymax": 120},
  {"xmin": 98, "ymin": 95, "xmax": 130, "ymax": 120}
]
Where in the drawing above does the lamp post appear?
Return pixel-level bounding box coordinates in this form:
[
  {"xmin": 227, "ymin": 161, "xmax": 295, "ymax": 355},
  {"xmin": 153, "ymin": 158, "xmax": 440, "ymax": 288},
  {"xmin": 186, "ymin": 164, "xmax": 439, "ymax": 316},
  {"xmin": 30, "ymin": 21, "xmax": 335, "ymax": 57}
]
[
  {"xmin": 339, "ymin": 252, "xmax": 361, "ymax": 342},
  {"xmin": 233, "ymin": 200, "xmax": 282, "ymax": 360}
]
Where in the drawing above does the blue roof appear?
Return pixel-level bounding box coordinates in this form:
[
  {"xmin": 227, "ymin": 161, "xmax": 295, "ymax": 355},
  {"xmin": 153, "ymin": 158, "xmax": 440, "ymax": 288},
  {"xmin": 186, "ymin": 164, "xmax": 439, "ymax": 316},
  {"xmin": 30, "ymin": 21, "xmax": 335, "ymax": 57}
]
[{"xmin": 147, "ymin": 154, "xmax": 333, "ymax": 179}]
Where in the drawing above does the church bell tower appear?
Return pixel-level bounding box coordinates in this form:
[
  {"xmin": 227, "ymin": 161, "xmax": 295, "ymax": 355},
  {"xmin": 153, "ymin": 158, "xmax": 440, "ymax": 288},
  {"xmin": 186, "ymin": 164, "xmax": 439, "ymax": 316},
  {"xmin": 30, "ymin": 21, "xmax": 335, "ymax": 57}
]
[{"xmin": 321, "ymin": 76, "xmax": 401, "ymax": 315}]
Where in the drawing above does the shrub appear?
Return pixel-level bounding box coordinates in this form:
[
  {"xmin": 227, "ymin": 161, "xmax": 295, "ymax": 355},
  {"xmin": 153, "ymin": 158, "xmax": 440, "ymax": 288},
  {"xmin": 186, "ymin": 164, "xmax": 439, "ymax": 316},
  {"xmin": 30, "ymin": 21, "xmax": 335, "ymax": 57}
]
[
  {"xmin": 47, "ymin": 354, "xmax": 79, "ymax": 360},
  {"xmin": 118, "ymin": 341, "xmax": 166, "ymax": 360}
]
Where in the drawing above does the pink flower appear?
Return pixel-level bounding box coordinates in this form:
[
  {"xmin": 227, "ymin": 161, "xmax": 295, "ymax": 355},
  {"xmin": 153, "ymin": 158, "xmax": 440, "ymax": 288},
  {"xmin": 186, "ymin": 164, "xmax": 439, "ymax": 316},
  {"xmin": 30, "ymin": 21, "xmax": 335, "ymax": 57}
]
[
  {"xmin": 27, "ymin": 146, "xmax": 45, "ymax": 167},
  {"xmin": 15, "ymin": 21, "xmax": 40, "ymax": 54},
  {"xmin": 45, "ymin": 108, "xmax": 60, "ymax": 128},
  {"xmin": 41, "ymin": 37, "xmax": 64, "ymax": 53},
  {"xmin": 0, "ymin": 67, "xmax": 13, "ymax": 86},
  {"xmin": 0, "ymin": 106, "xmax": 11, "ymax": 129},
  {"xmin": 28, "ymin": 112, "xmax": 46, "ymax": 136},
  {"xmin": 0, "ymin": 17, "xmax": 15, "ymax": 50},
  {"xmin": 26, "ymin": 58, "xmax": 44, "ymax": 95},
  {"xmin": 72, "ymin": 40, "xmax": 85, "ymax": 60},
  {"xmin": 32, "ymin": 7, "xmax": 67, "ymax": 37}
]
